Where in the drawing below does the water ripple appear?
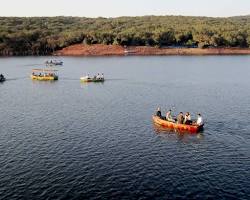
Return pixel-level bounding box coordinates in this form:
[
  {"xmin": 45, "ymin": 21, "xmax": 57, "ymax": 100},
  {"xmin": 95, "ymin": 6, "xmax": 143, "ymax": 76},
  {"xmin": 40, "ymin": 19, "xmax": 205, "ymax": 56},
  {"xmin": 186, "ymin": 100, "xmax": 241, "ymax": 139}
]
[{"xmin": 1, "ymin": 56, "xmax": 250, "ymax": 199}]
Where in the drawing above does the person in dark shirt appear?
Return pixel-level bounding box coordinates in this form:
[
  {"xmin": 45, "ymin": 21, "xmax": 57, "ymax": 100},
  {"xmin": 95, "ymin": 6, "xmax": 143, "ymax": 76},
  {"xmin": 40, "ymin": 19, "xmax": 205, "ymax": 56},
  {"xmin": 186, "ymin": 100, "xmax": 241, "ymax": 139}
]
[
  {"xmin": 156, "ymin": 107, "xmax": 162, "ymax": 118},
  {"xmin": 0, "ymin": 74, "xmax": 5, "ymax": 80}
]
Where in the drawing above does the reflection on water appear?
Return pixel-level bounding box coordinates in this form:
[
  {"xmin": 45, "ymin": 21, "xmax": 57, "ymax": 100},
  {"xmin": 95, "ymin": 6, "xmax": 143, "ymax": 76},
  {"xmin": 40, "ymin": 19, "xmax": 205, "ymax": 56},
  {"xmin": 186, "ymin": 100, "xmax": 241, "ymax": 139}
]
[
  {"xmin": 153, "ymin": 124, "xmax": 204, "ymax": 143},
  {"xmin": 2, "ymin": 77, "xmax": 27, "ymax": 81},
  {"xmin": 31, "ymin": 80, "xmax": 58, "ymax": 84}
]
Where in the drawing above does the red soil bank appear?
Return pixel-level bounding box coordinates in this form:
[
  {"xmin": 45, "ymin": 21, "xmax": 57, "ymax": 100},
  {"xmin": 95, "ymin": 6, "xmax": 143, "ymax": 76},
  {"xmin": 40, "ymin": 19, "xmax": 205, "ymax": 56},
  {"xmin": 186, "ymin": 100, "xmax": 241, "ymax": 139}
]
[{"xmin": 54, "ymin": 44, "xmax": 250, "ymax": 56}]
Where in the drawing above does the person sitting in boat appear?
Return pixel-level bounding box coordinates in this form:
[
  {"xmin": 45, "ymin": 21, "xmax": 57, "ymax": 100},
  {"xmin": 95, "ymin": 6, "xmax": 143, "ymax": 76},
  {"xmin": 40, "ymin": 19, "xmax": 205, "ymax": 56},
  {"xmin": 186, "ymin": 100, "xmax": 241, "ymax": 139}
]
[
  {"xmin": 184, "ymin": 112, "xmax": 192, "ymax": 125},
  {"xmin": 101, "ymin": 73, "xmax": 104, "ymax": 80},
  {"xmin": 85, "ymin": 74, "xmax": 90, "ymax": 79},
  {"xmin": 96, "ymin": 73, "xmax": 101, "ymax": 80},
  {"xmin": 156, "ymin": 107, "xmax": 162, "ymax": 118},
  {"xmin": 177, "ymin": 112, "xmax": 184, "ymax": 124},
  {"xmin": 0, "ymin": 74, "xmax": 4, "ymax": 78},
  {"xmin": 196, "ymin": 113, "xmax": 204, "ymax": 126},
  {"xmin": 166, "ymin": 110, "xmax": 175, "ymax": 122}
]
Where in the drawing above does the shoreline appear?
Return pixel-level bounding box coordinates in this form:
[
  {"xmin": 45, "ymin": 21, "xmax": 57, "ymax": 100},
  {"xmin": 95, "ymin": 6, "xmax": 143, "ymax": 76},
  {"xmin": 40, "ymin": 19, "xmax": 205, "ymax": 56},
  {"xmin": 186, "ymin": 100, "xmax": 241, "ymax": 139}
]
[{"xmin": 54, "ymin": 44, "xmax": 250, "ymax": 56}]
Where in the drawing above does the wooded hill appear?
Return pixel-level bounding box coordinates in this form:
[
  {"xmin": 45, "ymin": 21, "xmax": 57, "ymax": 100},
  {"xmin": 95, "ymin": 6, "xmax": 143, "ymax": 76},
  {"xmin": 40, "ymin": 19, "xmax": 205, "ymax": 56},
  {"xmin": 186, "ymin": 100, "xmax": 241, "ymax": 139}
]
[{"xmin": 0, "ymin": 15, "xmax": 250, "ymax": 55}]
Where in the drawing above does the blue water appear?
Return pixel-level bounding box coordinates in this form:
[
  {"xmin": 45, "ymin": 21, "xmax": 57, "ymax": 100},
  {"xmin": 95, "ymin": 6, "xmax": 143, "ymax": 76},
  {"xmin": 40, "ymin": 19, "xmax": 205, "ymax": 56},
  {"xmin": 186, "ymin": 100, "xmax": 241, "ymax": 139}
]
[{"xmin": 0, "ymin": 56, "xmax": 250, "ymax": 199}]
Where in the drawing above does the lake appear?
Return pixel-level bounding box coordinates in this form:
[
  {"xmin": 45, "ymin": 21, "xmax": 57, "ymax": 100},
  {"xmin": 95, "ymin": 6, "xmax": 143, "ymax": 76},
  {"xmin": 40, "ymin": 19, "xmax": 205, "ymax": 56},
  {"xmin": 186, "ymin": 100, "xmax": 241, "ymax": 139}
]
[{"xmin": 0, "ymin": 56, "xmax": 250, "ymax": 199}]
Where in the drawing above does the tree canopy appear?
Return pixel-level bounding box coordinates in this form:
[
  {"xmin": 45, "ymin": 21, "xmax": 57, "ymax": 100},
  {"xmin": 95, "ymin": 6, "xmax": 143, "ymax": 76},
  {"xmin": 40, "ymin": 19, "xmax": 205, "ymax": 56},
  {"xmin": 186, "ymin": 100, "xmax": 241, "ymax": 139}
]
[{"xmin": 0, "ymin": 15, "xmax": 250, "ymax": 55}]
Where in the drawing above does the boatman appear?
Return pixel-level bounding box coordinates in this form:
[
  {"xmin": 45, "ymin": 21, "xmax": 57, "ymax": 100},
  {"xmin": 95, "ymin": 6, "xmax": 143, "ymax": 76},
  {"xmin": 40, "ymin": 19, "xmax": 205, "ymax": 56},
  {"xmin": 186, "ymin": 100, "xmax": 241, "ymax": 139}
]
[{"xmin": 196, "ymin": 113, "xmax": 204, "ymax": 126}]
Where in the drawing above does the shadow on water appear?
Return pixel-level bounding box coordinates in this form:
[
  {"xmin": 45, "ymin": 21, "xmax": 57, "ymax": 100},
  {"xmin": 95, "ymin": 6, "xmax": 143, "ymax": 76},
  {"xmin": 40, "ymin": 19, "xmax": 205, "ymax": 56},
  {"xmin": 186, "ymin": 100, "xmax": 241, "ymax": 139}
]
[
  {"xmin": 22, "ymin": 63, "xmax": 44, "ymax": 67},
  {"xmin": 105, "ymin": 78, "xmax": 126, "ymax": 81},
  {"xmin": 1, "ymin": 77, "xmax": 28, "ymax": 82},
  {"xmin": 31, "ymin": 80, "xmax": 58, "ymax": 85},
  {"xmin": 60, "ymin": 77, "xmax": 80, "ymax": 81}
]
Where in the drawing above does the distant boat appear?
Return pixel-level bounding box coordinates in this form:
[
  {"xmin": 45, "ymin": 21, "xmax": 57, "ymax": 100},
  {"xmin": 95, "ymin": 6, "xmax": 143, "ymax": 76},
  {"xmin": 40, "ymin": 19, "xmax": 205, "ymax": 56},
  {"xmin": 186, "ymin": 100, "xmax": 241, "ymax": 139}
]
[
  {"xmin": 80, "ymin": 75, "xmax": 104, "ymax": 83},
  {"xmin": 31, "ymin": 69, "xmax": 58, "ymax": 81},
  {"xmin": 45, "ymin": 60, "xmax": 63, "ymax": 66},
  {"xmin": 124, "ymin": 49, "xmax": 136, "ymax": 55}
]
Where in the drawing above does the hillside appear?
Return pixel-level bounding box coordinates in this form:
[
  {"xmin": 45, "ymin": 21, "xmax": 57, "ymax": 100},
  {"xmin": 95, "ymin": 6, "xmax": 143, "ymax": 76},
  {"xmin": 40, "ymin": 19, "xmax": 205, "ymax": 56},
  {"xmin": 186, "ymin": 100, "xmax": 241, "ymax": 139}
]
[{"xmin": 0, "ymin": 15, "xmax": 250, "ymax": 55}]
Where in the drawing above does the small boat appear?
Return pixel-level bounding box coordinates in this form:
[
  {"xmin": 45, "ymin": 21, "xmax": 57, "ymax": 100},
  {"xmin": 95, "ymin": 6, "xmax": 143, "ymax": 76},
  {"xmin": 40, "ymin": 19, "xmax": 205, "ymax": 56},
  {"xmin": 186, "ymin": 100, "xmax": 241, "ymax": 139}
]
[
  {"xmin": 152, "ymin": 115, "xmax": 203, "ymax": 133},
  {"xmin": 80, "ymin": 76, "xmax": 104, "ymax": 83},
  {"xmin": 31, "ymin": 69, "xmax": 58, "ymax": 81},
  {"xmin": 0, "ymin": 74, "xmax": 6, "ymax": 82},
  {"xmin": 45, "ymin": 60, "xmax": 63, "ymax": 66}
]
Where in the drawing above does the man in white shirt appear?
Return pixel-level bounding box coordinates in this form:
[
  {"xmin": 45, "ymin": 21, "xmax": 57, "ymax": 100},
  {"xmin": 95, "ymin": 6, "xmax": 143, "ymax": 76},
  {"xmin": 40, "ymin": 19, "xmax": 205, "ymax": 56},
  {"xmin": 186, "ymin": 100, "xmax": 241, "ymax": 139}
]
[{"xmin": 196, "ymin": 113, "xmax": 203, "ymax": 125}]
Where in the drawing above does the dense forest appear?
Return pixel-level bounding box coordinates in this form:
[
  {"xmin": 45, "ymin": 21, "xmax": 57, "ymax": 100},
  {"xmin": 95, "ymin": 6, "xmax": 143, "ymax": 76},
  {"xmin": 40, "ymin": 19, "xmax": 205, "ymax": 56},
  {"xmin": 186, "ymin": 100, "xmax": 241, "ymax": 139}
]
[{"xmin": 0, "ymin": 15, "xmax": 250, "ymax": 55}]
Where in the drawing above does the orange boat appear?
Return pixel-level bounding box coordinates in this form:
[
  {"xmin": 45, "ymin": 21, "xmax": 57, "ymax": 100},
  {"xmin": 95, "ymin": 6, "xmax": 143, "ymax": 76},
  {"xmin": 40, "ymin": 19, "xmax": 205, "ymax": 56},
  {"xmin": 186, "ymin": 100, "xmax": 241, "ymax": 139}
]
[{"xmin": 152, "ymin": 115, "xmax": 203, "ymax": 133}]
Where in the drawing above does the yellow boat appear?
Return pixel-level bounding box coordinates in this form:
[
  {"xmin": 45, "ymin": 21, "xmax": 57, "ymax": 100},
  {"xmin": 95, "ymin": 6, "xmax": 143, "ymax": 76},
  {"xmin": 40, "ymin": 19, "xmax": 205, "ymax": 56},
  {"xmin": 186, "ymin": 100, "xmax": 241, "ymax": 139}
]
[{"xmin": 31, "ymin": 69, "xmax": 58, "ymax": 81}]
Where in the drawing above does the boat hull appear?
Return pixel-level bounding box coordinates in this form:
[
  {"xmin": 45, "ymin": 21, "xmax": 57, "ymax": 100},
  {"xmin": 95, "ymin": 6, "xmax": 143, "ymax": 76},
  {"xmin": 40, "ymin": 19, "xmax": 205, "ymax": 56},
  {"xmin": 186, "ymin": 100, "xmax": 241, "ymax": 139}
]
[
  {"xmin": 45, "ymin": 61, "xmax": 63, "ymax": 66},
  {"xmin": 0, "ymin": 78, "xmax": 6, "ymax": 82},
  {"xmin": 80, "ymin": 78, "xmax": 104, "ymax": 83},
  {"xmin": 152, "ymin": 115, "xmax": 203, "ymax": 133},
  {"xmin": 30, "ymin": 75, "xmax": 58, "ymax": 81}
]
